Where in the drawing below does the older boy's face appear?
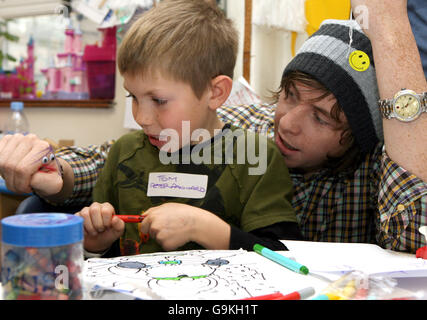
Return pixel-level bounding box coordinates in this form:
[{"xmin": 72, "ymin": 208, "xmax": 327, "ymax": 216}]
[
  {"xmin": 124, "ymin": 72, "xmax": 215, "ymax": 152},
  {"xmin": 274, "ymin": 82, "xmax": 350, "ymax": 174}
]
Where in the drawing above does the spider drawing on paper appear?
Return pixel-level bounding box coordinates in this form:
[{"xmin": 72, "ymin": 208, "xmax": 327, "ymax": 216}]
[{"xmin": 84, "ymin": 250, "xmax": 276, "ymax": 300}]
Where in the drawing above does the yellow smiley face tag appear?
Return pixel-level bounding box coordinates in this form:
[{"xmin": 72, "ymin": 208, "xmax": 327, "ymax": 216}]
[{"xmin": 349, "ymin": 50, "xmax": 370, "ymax": 72}]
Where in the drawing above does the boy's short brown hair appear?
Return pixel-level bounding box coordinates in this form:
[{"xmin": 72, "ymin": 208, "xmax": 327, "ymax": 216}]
[{"xmin": 118, "ymin": 0, "xmax": 238, "ymax": 99}]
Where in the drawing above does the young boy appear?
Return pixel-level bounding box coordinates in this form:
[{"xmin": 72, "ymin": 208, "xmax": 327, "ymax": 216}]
[{"xmin": 76, "ymin": 0, "xmax": 300, "ymax": 257}]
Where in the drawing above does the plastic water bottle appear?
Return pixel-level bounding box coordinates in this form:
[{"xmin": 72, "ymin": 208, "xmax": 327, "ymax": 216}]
[{"xmin": 4, "ymin": 101, "xmax": 30, "ymax": 135}]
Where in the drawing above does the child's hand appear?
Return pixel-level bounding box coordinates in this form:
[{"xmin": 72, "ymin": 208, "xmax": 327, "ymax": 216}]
[
  {"xmin": 140, "ymin": 203, "xmax": 198, "ymax": 251},
  {"xmin": 76, "ymin": 202, "xmax": 125, "ymax": 253},
  {"xmin": 140, "ymin": 203, "xmax": 231, "ymax": 251}
]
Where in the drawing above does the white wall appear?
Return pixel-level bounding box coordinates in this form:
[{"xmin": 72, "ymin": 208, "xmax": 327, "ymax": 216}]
[
  {"xmin": 1, "ymin": 0, "xmax": 307, "ymax": 147},
  {"xmin": 228, "ymin": 0, "xmax": 307, "ymax": 102}
]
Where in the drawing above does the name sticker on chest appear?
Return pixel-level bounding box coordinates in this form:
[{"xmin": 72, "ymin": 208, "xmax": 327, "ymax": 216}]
[{"xmin": 147, "ymin": 172, "xmax": 208, "ymax": 199}]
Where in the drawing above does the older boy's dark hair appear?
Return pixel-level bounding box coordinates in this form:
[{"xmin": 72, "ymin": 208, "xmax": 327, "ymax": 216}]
[{"xmin": 118, "ymin": 0, "xmax": 238, "ymax": 99}]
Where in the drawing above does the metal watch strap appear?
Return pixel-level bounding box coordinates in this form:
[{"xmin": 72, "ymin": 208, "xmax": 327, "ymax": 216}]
[
  {"xmin": 379, "ymin": 99, "xmax": 393, "ymax": 119},
  {"xmin": 422, "ymin": 92, "xmax": 427, "ymax": 112}
]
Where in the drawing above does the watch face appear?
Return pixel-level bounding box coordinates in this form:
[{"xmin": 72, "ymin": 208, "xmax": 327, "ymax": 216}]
[{"xmin": 394, "ymin": 93, "xmax": 421, "ymax": 121}]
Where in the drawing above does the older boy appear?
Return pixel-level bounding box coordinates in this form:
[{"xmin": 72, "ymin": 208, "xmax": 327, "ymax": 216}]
[
  {"xmin": 219, "ymin": 11, "xmax": 426, "ymax": 252},
  {"xmin": 220, "ymin": 1, "xmax": 426, "ymax": 252},
  {"xmin": 75, "ymin": 0, "xmax": 299, "ymax": 256}
]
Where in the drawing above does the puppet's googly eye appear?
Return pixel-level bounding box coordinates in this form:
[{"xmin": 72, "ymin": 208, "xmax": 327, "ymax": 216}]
[
  {"xmin": 42, "ymin": 156, "xmax": 49, "ymax": 164},
  {"xmin": 49, "ymin": 154, "xmax": 55, "ymax": 161}
]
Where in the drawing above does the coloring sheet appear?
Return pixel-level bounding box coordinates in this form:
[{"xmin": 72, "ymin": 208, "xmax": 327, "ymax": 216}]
[
  {"xmin": 83, "ymin": 250, "xmax": 278, "ymax": 300},
  {"xmin": 282, "ymin": 240, "xmax": 427, "ymax": 278}
]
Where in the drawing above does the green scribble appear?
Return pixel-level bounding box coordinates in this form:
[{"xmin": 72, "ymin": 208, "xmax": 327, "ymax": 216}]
[
  {"xmin": 154, "ymin": 275, "xmax": 208, "ymax": 281},
  {"xmin": 160, "ymin": 260, "xmax": 181, "ymax": 265}
]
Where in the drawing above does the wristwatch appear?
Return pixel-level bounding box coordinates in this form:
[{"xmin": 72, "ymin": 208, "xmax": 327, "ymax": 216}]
[{"xmin": 378, "ymin": 89, "xmax": 427, "ymax": 122}]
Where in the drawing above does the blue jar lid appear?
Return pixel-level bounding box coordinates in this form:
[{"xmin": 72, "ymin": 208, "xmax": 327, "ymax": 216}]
[{"xmin": 1, "ymin": 213, "xmax": 83, "ymax": 247}]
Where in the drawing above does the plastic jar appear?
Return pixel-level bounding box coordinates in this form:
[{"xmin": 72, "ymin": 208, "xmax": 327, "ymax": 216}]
[{"xmin": 1, "ymin": 213, "xmax": 84, "ymax": 300}]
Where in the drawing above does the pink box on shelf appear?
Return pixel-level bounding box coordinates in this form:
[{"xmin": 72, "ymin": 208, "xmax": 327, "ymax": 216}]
[{"xmin": 83, "ymin": 27, "xmax": 116, "ymax": 100}]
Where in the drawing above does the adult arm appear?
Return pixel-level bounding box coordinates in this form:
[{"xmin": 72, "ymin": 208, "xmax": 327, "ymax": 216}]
[
  {"xmin": 46, "ymin": 140, "xmax": 114, "ymax": 205},
  {"xmin": 353, "ymin": 0, "xmax": 427, "ymax": 253},
  {"xmin": 353, "ymin": 0, "xmax": 427, "ymax": 180}
]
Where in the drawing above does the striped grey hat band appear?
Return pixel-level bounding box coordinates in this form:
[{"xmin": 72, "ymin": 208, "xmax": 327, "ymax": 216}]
[{"xmin": 315, "ymin": 22, "xmax": 375, "ymax": 68}]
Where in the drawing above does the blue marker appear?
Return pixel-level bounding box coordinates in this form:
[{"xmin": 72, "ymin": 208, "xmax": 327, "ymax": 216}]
[{"xmin": 254, "ymin": 244, "xmax": 309, "ymax": 275}]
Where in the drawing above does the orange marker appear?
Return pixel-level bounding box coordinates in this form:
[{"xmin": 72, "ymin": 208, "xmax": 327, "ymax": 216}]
[{"xmin": 116, "ymin": 215, "xmax": 145, "ymax": 223}]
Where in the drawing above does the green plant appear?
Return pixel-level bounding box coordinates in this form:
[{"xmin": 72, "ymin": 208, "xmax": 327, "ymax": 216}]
[{"xmin": 0, "ymin": 19, "xmax": 19, "ymax": 70}]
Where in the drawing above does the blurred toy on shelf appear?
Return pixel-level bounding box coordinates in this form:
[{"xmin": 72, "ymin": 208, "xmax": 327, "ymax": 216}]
[
  {"xmin": 40, "ymin": 19, "xmax": 116, "ymax": 100},
  {"xmin": 0, "ymin": 36, "xmax": 36, "ymax": 99},
  {"xmin": 40, "ymin": 21, "xmax": 89, "ymax": 100},
  {"xmin": 83, "ymin": 26, "xmax": 116, "ymax": 100}
]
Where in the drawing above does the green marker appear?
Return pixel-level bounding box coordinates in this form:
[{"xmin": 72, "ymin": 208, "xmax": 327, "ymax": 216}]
[{"xmin": 254, "ymin": 244, "xmax": 309, "ymax": 275}]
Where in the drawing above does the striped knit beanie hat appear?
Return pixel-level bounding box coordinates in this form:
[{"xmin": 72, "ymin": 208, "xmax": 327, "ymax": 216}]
[{"xmin": 283, "ymin": 19, "xmax": 383, "ymax": 153}]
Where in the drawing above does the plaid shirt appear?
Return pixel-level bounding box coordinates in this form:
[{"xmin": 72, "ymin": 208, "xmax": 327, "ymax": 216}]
[{"xmin": 56, "ymin": 103, "xmax": 427, "ymax": 253}]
